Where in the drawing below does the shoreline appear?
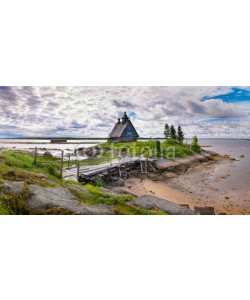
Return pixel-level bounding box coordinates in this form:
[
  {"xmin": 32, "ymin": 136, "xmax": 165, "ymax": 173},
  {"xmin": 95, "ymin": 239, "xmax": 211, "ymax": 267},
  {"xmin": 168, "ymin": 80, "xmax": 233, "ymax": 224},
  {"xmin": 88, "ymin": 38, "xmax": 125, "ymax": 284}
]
[{"xmin": 123, "ymin": 156, "xmax": 250, "ymax": 215}]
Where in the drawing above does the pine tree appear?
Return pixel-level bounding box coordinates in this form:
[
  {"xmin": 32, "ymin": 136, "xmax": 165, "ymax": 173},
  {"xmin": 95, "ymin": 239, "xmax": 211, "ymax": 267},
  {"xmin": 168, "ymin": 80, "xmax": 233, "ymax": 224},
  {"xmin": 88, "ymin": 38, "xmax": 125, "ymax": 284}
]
[
  {"xmin": 191, "ymin": 135, "xmax": 201, "ymax": 153},
  {"xmin": 170, "ymin": 125, "xmax": 177, "ymax": 140},
  {"xmin": 177, "ymin": 125, "xmax": 184, "ymax": 144},
  {"xmin": 164, "ymin": 123, "xmax": 171, "ymax": 139}
]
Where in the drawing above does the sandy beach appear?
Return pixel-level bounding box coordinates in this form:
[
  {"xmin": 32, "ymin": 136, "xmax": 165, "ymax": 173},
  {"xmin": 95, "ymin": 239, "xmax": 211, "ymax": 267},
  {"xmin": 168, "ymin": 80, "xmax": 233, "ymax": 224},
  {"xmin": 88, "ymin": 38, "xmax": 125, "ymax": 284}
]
[{"xmin": 124, "ymin": 155, "xmax": 250, "ymax": 215}]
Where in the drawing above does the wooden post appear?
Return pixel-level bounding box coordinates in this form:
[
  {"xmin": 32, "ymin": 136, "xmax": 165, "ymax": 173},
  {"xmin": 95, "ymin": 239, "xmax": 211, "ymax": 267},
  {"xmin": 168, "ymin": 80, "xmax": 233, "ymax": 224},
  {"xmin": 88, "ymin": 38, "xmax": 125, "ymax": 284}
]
[
  {"xmin": 68, "ymin": 154, "xmax": 70, "ymax": 167},
  {"xmin": 77, "ymin": 162, "xmax": 80, "ymax": 181},
  {"xmin": 33, "ymin": 147, "xmax": 37, "ymax": 165},
  {"xmin": 118, "ymin": 157, "xmax": 122, "ymax": 177},
  {"xmin": 60, "ymin": 150, "xmax": 64, "ymax": 178}
]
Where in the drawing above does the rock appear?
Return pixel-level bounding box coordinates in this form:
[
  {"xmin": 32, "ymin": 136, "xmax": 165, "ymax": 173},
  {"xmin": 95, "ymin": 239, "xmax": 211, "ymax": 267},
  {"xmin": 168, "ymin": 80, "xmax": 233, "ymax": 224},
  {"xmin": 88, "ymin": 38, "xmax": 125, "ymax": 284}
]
[
  {"xmin": 209, "ymin": 151, "xmax": 219, "ymax": 156},
  {"xmin": 79, "ymin": 204, "xmax": 114, "ymax": 215},
  {"xmin": 192, "ymin": 154, "xmax": 208, "ymax": 162},
  {"xmin": 106, "ymin": 178, "xmax": 125, "ymax": 187},
  {"xmin": 162, "ymin": 172, "xmax": 177, "ymax": 179},
  {"xmin": 84, "ymin": 147, "xmax": 101, "ymax": 158},
  {"xmin": 156, "ymin": 158, "xmax": 180, "ymax": 171},
  {"xmin": 194, "ymin": 206, "xmax": 215, "ymax": 215},
  {"xmin": 26, "ymin": 185, "xmax": 114, "ymax": 215},
  {"xmin": 43, "ymin": 151, "xmax": 53, "ymax": 157},
  {"xmin": 26, "ymin": 185, "xmax": 77, "ymax": 210},
  {"xmin": 203, "ymin": 153, "xmax": 213, "ymax": 160},
  {"xmin": 0, "ymin": 181, "xmax": 24, "ymax": 194},
  {"xmin": 174, "ymin": 157, "xmax": 198, "ymax": 168},
  {"xmin": 131, "ymin": 195, "xmax": 195, "ymax": 215},
  {"xmin": 173, "ymin": 164, "xmax": 186, "ymax": 175},
  {"xmin": 240, "ymin": 155, "xmax": 245, "ymax": 158},
  {"xmin": 180, "ymin": 204, "xmax": 191, "ymax": 209},
  {"xmin": 67, "ymin": 184, "xmax": 90, "ymax": 194}
]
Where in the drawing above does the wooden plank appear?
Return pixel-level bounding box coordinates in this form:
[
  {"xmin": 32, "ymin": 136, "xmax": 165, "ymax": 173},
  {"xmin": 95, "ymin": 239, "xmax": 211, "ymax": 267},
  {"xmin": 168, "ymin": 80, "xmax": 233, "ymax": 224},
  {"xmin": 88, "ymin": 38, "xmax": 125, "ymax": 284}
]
[{"xmin": 63, "ymin": 156, "xmax": 140, "ymax": 179}]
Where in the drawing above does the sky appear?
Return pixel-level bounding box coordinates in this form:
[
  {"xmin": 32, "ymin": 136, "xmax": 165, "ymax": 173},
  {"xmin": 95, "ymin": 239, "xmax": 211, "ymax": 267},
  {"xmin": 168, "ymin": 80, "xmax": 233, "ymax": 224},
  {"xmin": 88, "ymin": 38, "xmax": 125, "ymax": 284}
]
[{"xmin": 0, "ymin": 86, "xmax": 250, "ymax": 138}]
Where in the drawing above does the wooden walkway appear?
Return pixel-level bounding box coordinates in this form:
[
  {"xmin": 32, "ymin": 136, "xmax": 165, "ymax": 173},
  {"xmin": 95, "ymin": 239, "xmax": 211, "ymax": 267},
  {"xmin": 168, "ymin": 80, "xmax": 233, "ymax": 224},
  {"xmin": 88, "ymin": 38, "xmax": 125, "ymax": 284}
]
[{"xmin": 62, "ymin": 156, "xmax": 155, "ymax": 181}]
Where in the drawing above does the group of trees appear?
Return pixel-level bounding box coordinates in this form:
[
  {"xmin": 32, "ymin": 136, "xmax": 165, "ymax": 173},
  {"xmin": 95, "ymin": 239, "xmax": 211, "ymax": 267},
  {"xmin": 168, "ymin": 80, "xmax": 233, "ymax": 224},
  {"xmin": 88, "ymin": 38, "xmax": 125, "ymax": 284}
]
[
  {"xmin": 164, "ymin": 124, "xmax": 184, "ymax": 144},
  {"xmin": 164, "ymin": 123, "xmax": 201, "ymax": 152}
]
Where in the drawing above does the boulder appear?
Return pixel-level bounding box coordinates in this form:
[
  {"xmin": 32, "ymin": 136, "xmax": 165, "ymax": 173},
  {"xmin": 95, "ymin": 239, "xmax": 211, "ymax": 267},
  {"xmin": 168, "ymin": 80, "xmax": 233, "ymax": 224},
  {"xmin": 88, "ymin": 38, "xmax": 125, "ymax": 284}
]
[
  {"xmin": 85, "ymin": 147, "xmax": 101, "ymax": 158},
  {"xmin": 43, "ymin": 151, "xmax": 53, "ymax": 157},
  {"xmin": 192, "ymin": 154, "xmax": 208, "ymax": 162},
  {"xmin": 173, "ymin": 164, "xmax": 186, "ymax": 175},
  {"xmin": 174, "ymin": 157, "xmax": 198, "ymax": 168},
  {"xmin": 132, "ymin": 195, "xmax": 195, "ymax": 215},
  {"xmin": 26, "ymin": 185, "xmax": 114, "ymax": 215},
  {"xmin": 0, "ymin": 181, "xmax": 24, "ymax": 194},
  {"xmin": 203, "ymin": 153, "xmax": 213, "ymax": 160},
  {"xmin": 79, "ymin": 204, "xmax": 114, "ymax": 215},
  {"xmin": 156, "ymin": 158, "xmax": 180, "ymax": 171},
  {"xmin": 205, "ymin": 150, "xmax": 218, "ymax": 156},
  {"xmin": 194, "ymin": 206, "xmax": 215, "ymax": 215}
]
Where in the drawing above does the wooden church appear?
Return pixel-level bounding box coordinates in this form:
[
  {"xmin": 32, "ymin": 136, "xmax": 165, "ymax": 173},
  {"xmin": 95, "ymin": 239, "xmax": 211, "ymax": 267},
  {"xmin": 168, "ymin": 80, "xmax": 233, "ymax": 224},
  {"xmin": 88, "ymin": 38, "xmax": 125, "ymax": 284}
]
[{"xmin": 108, "ymin": 112, "xmax": 139, "ymax": 142}]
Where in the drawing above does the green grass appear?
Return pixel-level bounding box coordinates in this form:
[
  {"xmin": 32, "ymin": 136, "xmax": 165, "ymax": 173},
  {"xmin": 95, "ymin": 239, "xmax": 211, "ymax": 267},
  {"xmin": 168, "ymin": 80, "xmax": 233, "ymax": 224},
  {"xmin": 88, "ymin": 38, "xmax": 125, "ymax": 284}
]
[
  {"xmin": 114, "ymin": 204, "xmax": 168, "ymax": 215},
  {"xmin": 68, "ymin": 184, "xmax": 133, "ymax": 206},
  {"xmin": 0, "ymin": 151, "xmax": 61, "ymax": 181},
  {"xmin": 99, "ymin": 139, "xmax": 196, "ymax": 159},
  {"xmin": 0, "ymin": 204, "xmax": 10, "ymax": 215}
]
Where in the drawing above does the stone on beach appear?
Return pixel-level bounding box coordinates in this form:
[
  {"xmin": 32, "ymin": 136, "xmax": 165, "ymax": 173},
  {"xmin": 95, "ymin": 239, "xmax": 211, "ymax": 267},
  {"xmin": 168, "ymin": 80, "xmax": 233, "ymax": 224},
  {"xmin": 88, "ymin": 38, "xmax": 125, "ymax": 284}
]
[
  {"xmin": 194, "ymin": 206, "xmax": 215, "ymax": 215},
  {"xmin": 192, "ymin": 154, "xmax": 208, "ymax": 162},
  {"xmin": 156, "ymin": 158, "xmax": 181, "ymax": 171},
  {"xmin": 131, "ymin": 195, "xmax": 195, "ymax": 215}
]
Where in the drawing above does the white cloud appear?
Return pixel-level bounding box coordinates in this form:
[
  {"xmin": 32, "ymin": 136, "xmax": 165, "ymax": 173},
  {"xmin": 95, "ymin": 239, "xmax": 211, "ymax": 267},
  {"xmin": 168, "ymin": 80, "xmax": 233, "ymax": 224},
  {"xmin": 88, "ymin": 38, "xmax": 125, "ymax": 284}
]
[{"xmin": 0, "ymin": 86, "xmax": 249, "ymax": 138}]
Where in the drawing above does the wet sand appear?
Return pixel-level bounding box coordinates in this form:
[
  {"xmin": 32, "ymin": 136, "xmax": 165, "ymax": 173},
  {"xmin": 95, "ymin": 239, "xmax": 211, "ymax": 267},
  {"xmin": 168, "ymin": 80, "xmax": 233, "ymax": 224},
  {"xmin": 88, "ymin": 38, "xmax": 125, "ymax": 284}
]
[{"xmin": 124, "ymin": 158, "xmax": 250, "ymax": 215}]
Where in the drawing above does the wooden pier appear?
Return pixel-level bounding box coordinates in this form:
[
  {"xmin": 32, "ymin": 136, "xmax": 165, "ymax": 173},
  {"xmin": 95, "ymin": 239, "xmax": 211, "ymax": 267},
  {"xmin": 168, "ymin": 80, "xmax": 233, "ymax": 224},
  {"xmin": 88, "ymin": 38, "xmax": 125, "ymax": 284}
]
[{"xmin": 62, "ymin": 156, "xmax": 156, "ymax": 182}]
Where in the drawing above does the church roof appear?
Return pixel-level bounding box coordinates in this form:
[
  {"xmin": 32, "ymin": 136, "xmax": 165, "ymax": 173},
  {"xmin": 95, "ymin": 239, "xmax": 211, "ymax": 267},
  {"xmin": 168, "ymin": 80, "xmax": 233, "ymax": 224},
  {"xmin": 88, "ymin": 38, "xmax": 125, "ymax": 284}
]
[{"xmin": 108, "ymin": 112, "xmax": 139, "ymax": 138}]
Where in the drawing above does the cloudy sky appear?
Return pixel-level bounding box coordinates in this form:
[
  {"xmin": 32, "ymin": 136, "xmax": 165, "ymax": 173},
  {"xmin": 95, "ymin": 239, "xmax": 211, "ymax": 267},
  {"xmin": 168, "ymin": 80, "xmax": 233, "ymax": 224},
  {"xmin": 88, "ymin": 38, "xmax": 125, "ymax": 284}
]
[{"xmin": 0, "ymin": 86, "xmax": 250, "ymax": 138}]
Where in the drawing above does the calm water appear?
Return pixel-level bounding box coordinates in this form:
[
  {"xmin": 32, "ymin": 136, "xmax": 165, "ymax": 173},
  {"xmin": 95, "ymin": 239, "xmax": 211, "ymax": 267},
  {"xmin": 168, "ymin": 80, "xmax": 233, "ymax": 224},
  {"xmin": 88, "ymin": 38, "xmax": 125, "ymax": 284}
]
[
  {"xmin": 0, "ymin": 139, "xmax": 103, "ymax": 158},
  {"xmin": 199, "ymin": 139, "xmax": 250, "ymax": 194}
]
